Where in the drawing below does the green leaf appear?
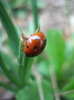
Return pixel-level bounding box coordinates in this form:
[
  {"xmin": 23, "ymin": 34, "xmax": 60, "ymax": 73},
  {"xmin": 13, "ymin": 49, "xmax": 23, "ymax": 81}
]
[
  {"xmin": 31, "ymin": 0, "xmax": 38, "ymax": 30},
  {"xmin": 37, "ymin": 61, "xmax": 49, "ymax": 77},
  {"xmin": 46, "ymin": 30, "xmax": 66, "ymax": 75},
  {"xmin": 0, "ymin": 82, "xmax": 18, "ymax": 93},
  {"xmin": 0, "ymin": 1, "xmax": 19, "ymax": 56},
  {"xmin": 0, "ymin": 53, "xmax": 20, "ymax": 87},
  {"xmin": 63, "ymin": 79, "xmax": 74, "ymax": 91},
  {"xmin": 16, "ymin": 81, "xmax": 40, "ymax": 100},
  {"xmin": 0, "ymin": 38, "xmax": 18, "ymax": 76},
  {"xmin": 37, "ymin": 54, "xmax": 49, "ymax": 77},
  {"xmin": 16, "ymin": 80, "xmax": 53, "ymax": 100},
  {"xmin": 10, "ymin": 0, "xmax": 24, "ymax": 8},
  {"xmin": 62, "ymin": 79, "xmax": 74, "ymax": 100},
  {"xmin": 41, "ymin": 80, "xmax": 54, "ymax": 100},
  {"xmin": 1, "ymin": 0, "xmax": 13, "ymax": 16},
  {"xmin": 1, "ymin": 51, "xmax": 18, "ymax": 74}
]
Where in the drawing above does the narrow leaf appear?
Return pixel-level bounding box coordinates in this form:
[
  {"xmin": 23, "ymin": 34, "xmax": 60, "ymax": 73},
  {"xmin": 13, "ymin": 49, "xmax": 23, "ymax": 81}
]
[
  {"xmin": 63, "ymin": 79, "xmax": 74, "ymax": 91},
  {"xmin": 0, "ymin": 53, "xmax": 20, "ymax": 87},
  {"xmin": 31, "ymin": 0, "xmax": 38, "ymax": 30},
  {"xmin": 0, "ymin": 82, "xmax": 18, "ymax": 93},
  {"xmin": 0, "ymin": 1, "xmax": 19, "ymax": 56}
]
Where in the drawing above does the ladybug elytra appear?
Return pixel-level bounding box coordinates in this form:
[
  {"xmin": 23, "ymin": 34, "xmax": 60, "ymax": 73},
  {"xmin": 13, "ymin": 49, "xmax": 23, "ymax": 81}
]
[{"xmin": 23, "ymin": 26, "xmax": 46, "ymax": 57}]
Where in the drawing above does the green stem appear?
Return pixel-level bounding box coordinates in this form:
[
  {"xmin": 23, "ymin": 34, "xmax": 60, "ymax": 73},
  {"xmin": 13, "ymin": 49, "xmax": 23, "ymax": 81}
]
[
  {"xmin": 31, "ymin": 0, "xmax": 38, "ymax": 30},
  {"xmin": 0, "ymin": 54, "xmax": 20, "ymax": 87},
  {"xmin": 65, "ymin": 0, "xmax": 71, "ymax": 27},
  {"xmin": 24, "ymin": 57, "xmax": 34, "ymax": 84},
  {"xmin": 20, "ymin": 54, "xmax": 28, "ymax": 86},
  {"xmin": 18, "ymin": 36, "xmax": 34, "ymax": 87},
  {"xmin": 0, "ymin": 82, "xmax": 18, "ymax": 93},
  {"xmin": 18, "ymin": 40, "xmax": 25, "ymax": 86},
  {"xmin": 20, "ymin": 54, "xmax": 34, "ymax": 86}
]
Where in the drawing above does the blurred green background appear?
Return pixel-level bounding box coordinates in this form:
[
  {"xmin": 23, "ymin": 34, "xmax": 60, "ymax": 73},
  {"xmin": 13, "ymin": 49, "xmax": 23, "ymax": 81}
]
[{"xmin": 0, "ymin": 0, "xmax": 74, "ymax": 100}]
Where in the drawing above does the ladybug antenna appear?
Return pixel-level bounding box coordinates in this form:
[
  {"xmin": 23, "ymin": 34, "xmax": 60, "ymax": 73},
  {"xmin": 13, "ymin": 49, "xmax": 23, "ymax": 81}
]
[{"xmin": 35, "ymin": 26, "xmax": 40, "ymax": 33}]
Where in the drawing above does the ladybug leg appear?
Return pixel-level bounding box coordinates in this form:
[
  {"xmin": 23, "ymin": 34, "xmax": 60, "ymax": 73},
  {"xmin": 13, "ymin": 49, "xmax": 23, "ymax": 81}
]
[{"xmin": 35, "ymin": 26, "xmax": 40, "ymax": 33}]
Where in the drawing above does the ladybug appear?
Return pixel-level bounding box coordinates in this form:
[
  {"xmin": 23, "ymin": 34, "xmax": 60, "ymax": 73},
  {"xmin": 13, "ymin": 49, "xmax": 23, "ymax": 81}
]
[{"xmin": 23, "ymin": 26, "xmax": 46, "ymax": 57}]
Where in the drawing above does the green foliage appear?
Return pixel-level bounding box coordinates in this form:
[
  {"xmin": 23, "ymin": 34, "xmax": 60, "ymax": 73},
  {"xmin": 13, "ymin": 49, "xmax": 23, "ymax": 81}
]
[
  {"xmin": 1, "ymin": 0, "xmax": 13, "ymax": 16},
  {"xmin": 10, "ymin": 0, "xmax": 24, "ymax": 9},
  {"xmin": 16, "ymin": 80, "xmax": 53, "ymax": 100},
  {"xmin": 0, "ymin": 53, "xmax": 19, "ymax": 86},
  {"xmin": 0, "ymin": 0, "xmax": 34, "ymax": 92},
  {"xmin": 0, "ymin": 82, "xmax": 18, "ymax": 93},
  {"xmin": 0, "ymin": 0, "xmax": 74, "ymax": 100},
  {"xmin": 63, "ymin": 79, "xmax": 74, "ymax": 91},
  {"xmin": 37, "ymin": 55, "xmax": 49, "ymax": 77},
  {"xmin": 18, "ymin": 39, "xmax": 34, "ymax": 86},
  {"xmin": 1, "ymin": 51, "xmax": 18, "ymax": 74},
  {"xmin": 0, "ymin": 1, "xmax": 19, "ymax": 56},
  {"xmin": 46, "ymin": 30, "xmax": 66, "ymax": 75},
  {"xmin": 63, "ymin": 79, "xmax": 74, "ymax": 100},
  {"xmin": 31, "ymin": 0, "xmax": 38, "ymax": 30},
  {"xmin": 37, "ymin": 60, "xmax": 49, "ymax": 76}
]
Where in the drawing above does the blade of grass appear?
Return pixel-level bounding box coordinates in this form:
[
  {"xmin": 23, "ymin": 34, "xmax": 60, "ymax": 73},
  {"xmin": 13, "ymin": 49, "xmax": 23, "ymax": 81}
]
[
  {"xmin": 10, "ymin": 0, "xmax": 24, "ymax": 9},
  {"xmin": 1, "ymin": 0, "xmax": 13, "ymax": 16},
  {"xmin": 0, "ymin": 82, "xmax": 18, "ymax": 93},
  {"xmin": 63, "ymin": 79, "xmax": 74, "ymax": 91},
  {"xmin": 65, "ymin": 0, "xmax": 71, "ymax": 27},
  {"xmin": 31, "ymin": 0, "xmax": 38, "ymax": 30},
  {"xmin": 18, "ymin": 39, "xmax": 25, "ymax": 85},
  {"xmin": 0, "ymin": 53, "xmax": 20, "ymax": 87},
  {"xmin": 0, "ymin": 1, "xmax": 19, "ymax": 56}
]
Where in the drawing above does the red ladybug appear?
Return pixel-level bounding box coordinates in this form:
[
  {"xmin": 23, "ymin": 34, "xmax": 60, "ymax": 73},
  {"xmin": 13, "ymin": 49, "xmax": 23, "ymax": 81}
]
[{"xmin": 23, "ymin": 26, "xmax": 46, "ymax": 57}]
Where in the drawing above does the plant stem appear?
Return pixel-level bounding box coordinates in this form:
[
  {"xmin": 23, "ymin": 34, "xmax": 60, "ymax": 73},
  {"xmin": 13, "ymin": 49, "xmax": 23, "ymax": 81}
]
[
  {"xmin": 23, "ymin": 56, "xmax": 34, "ymax": 84},
  {"xmin": 20, "ymin": 54, "xmax": 28, "ymax": 85},
  {"xmin": 18, "ymin": 40, "xmax": 24, "ymax": 80},
  {"xmin": 31, "ymin": 0, "xmax": 38, "ymax": 30},
  {"xmin": 49, "ymin": 66, "xmax": 60, "ymax": 100},
  {"xmin": 0, "ymin": 82, "xmax": 18, "ymax": 93},
  {"xmin": 33, "ymin": 66, "xmax": 44, "ymax": 100},
  {"xmin": 20, "ymin": 54, "xmax": 34, "ymax": 86},
  {"xmin": 18, "ymin": 39, "xmax": 26, "ymax": 86},
  {"xmin": 65, "ymin": 0, "xmax": 71, "ymax": 28},
  {"xmin": 18, "ymin": 35, "xmax": 34, "ymax": 87}
]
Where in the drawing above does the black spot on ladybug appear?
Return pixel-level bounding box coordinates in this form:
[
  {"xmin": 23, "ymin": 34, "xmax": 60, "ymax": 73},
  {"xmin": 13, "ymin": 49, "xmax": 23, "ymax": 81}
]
[
  {"xmin": 34, "ymin": 46, "xmax": 38, "ymax": 51},
  {"xmin": 26, "ymin": 45, "xmax": 29, "ymax": 48}
]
